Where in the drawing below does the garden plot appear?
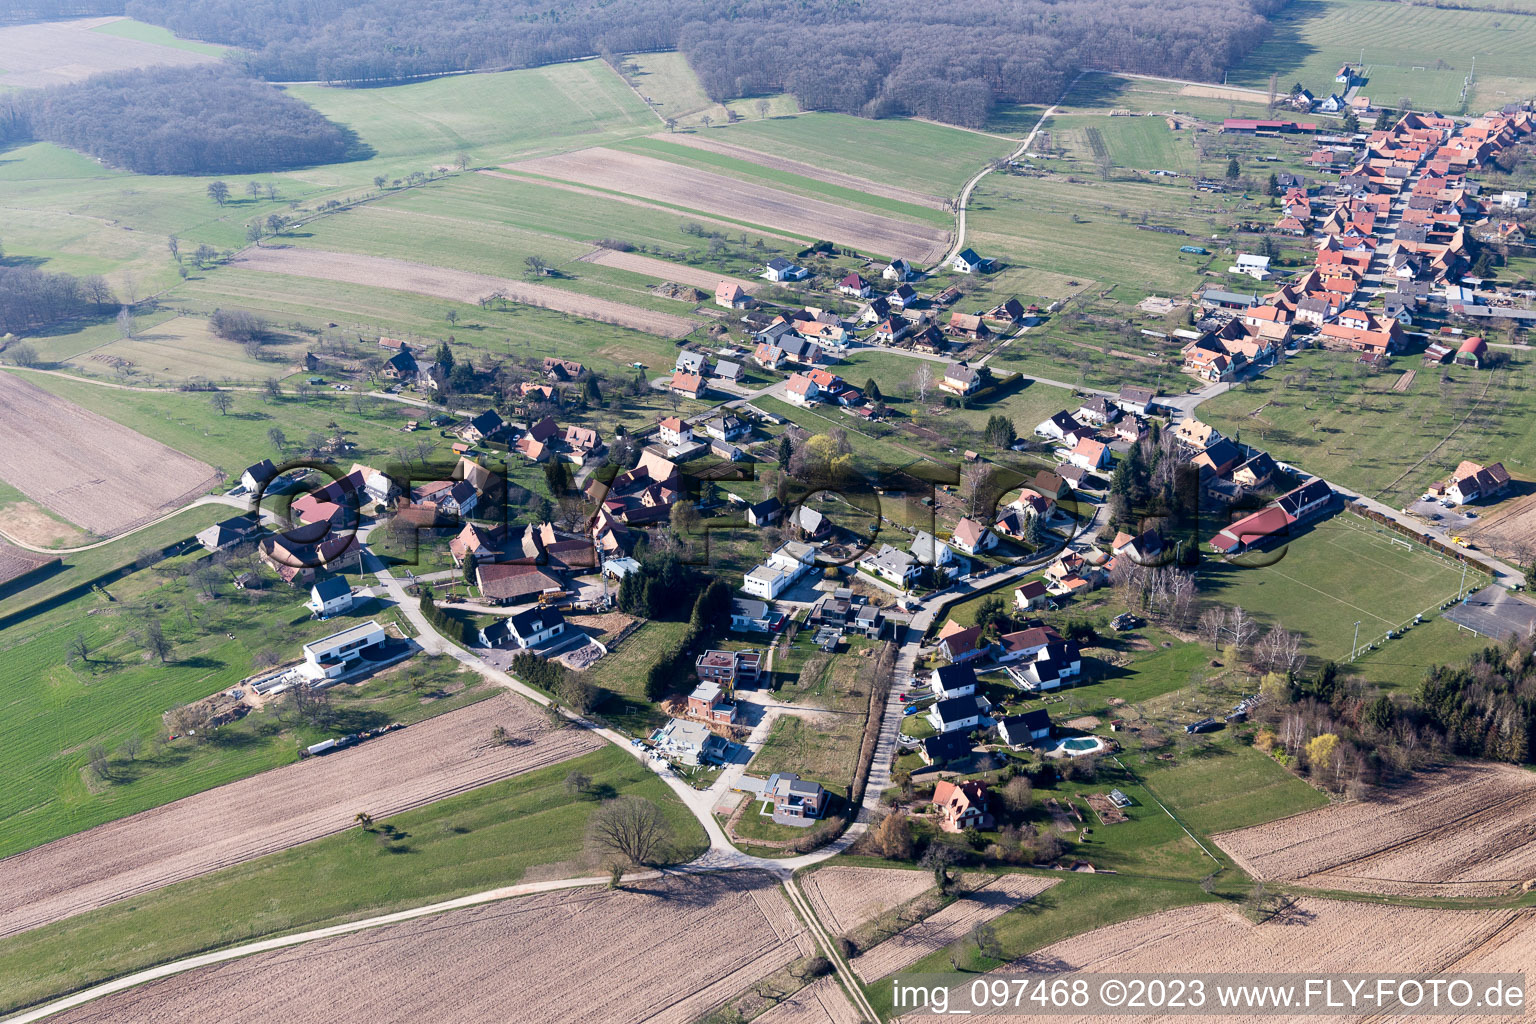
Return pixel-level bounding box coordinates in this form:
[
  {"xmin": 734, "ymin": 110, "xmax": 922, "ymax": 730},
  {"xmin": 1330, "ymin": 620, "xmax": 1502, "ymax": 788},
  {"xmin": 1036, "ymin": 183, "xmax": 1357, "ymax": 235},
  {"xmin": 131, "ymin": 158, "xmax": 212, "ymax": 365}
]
[
  {"xmin": 0, "ymin": 17, "xmax": 218, "ymax": 89},
  {"xmin": 508, "ymin": 147, "xmax": 950, "ymax": 262},
  {"xmin": 234, "ymin": 246, "xmax": 702, "ymax": 338},
  {"xmin": 852, "ymin": 874, "xmax": 1057, "ymax": 981},
  {"xmin": 1213, "ymin": 761, "xmax": 1536, "ymax": 899},
  {"xmin": 0, "ymin": 694, "xmax": 600, "ymax": 939},
  {"xmin": 47, "ymin": 873, "xmax": 811, "ymax": 1024},
  {"xmin": 0, "ymin": 371, "xmax": 217, "ymax": 537},
  {"xmin": 801, "ymin": 866, "xmax": 934, "ymax": 935}
]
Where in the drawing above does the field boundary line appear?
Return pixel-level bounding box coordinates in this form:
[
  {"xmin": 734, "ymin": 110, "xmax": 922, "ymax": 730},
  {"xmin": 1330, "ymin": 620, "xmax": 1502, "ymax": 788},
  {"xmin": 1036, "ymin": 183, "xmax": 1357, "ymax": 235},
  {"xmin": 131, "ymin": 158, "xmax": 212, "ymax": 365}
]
[
  {"xmin": 782, "ymin": 876, "xmax": 879, "ymax": 1023},
  {"xmin": 1111, "ymin": 755, "xmax": 1221, "ymax": 866}
]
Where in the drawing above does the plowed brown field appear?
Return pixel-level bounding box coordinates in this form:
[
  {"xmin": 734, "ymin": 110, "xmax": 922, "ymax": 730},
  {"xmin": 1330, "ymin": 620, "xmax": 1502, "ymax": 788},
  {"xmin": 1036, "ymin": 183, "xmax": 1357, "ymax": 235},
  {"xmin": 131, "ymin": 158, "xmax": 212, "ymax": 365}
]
[
  {"xmin": 509, "ymin": 148, "xmax": 950, "ymax": 262},
  {"xmin": 1213, "ymin": 761, "xmax": 1536, "ymax": 898},
  {"xmin": 654, "ymin": 133, "xmax": 948, "ymax": 210},
  {"xmin": 0, "ymin": 372, "xmax": 217, "ymax": 536},
  {"xmin": 0, "ymin": 694, "xmax": 599, "ymax": 939},
  {"xmin": 755, "ymin": 976, "xmax": 861, "ymax": 1024},
  {"xmin": 801, "ymin": 865, "xmax": 933, "ymax": 935},
  {"xmin": 48, "ymin": 873, "xmax": 810, "ymax": 1024},
  {"xmin": 577, "ymin": 247, "xmax": 760, "ymax": 292},
  {"xmin": 957, "ymin": 899, "xmax": 1536, "ymax": 1024},
  {"xmin": 234, "ymin": 247, "xmax": 701, "ymax": 338},
  {"xmin": 0, "ymin": 540, "xmax": 57, "ymax": 587},
  {"xmin": 852, "ymin": 874, "xmax": 1057, "ymax": 981}
]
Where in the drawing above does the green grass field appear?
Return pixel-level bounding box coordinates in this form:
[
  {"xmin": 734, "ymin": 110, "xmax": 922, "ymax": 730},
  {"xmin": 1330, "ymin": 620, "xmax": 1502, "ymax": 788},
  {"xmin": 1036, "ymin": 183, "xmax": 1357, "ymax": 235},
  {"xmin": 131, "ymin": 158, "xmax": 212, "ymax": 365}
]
[
  {"xmin": 0, "ymin": 744, "xmax": 705, "ymax": 1016},
  {"xmin": 1199, "ymin": 350, "xmax": 1536, "ymax": 506},
  {"xmin": 1056, "ymin": 73, "xmax": 1274, "ymax": 121},
  {"xmin": 1199, "ymin": 513, "xmax": 1475, "ymax": 658},
  {"xmin": 1137, "ymin": 740, "xmax": 1328, "ymax": 835},
  {"xmin": 752, "ymin": 712, "xmax": 866, "ymax": 795},
  {"xmin": 88, "ymin": 17, "xmax": 230, "ymax": 56},
  {"xmin": 617, "ymin": 51, "xmax": 799, "ymax": 129},
  {"xmin": 708, "ymin": 112, "xmax": 1014, "ymax": 198},
  {"xmin": 1228, "ymin": 0, "xmax": 1536, "ymax": 113}
]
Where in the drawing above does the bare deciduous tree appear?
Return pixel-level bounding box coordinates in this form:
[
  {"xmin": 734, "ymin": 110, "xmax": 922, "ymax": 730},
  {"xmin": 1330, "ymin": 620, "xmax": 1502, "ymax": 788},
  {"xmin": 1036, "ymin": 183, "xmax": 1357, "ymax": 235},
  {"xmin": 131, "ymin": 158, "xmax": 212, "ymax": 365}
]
[{"xmin": 588, "ymin": 796, "xmax": 668, "ymax": 867}]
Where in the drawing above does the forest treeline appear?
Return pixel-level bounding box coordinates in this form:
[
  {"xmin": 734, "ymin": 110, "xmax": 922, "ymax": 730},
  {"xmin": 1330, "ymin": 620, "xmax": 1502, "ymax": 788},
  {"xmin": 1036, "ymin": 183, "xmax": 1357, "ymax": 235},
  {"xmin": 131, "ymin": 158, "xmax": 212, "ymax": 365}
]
[
  {"xmin": 0, "ymin": 1, "xmax": 124, "ymax": 25},
  {"xmin": 121, "ymin": 0, "xmax": 1284, "ymax": 126},
  {"xmin": 10, "ymin": 66, "xmax": 362, "ymax": 174}
]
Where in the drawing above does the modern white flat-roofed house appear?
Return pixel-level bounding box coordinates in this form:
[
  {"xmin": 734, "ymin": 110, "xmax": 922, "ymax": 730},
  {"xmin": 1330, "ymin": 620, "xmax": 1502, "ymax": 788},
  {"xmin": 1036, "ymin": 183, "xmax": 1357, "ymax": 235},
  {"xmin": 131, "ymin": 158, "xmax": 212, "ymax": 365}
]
[
  {"xmin": 742, "ymin": 540, "xmax": 816, "ymax": 600},
  {"xmin": 301, "ymin": 620, "xmax": 387, "ymax": 681}
]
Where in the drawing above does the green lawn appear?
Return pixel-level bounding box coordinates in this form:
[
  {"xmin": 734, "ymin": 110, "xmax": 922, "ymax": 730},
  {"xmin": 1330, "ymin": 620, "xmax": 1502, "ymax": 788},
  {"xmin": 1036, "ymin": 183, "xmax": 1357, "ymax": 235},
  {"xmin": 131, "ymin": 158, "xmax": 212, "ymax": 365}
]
[
  {"xmin": 616, "ymin": 51, "xmax": 799, "ymax": 129},
  {"xmin": 1056, "ymin": 73, "xmax": 1274, "ymax": 121},
  {"xmin": 576, "ymin": 618, "xmax": 693, "ymax": 735},
  {"xmin": 1199, "ymin": 350, "xmax": 1536, "ymax": 507},
  {"xmin": 752, "ymin": 712, "xmax": 866, "ymax": 796},
  {"xmin": 1346, "ymin": 611, "xmax": 1492, "ymax": 693},
  {"xmin": 0, "ymin": 546, "xmax": 499, "ymax": 859},
  {"xmin": 709, "ymin": 112, "xmax": 1015, "ymax": 198},
  {"xmin": 1199, "ymin": 513, "xmax": 1476, "ymax": 659},
  {"xmin": 1136, "ymin": 739, "xmax": 1328, "ymax": 835},
  {"xmin": 88, "ymin": 17, "xmax": 230, "ymax": 56},
  {"xmin": 0, "ymin": 744, "xmax": 705, "ymax": 1016},
  {"xmin": 1228, "ymin": 0, "xmax": 1536, "ymax": 113}
]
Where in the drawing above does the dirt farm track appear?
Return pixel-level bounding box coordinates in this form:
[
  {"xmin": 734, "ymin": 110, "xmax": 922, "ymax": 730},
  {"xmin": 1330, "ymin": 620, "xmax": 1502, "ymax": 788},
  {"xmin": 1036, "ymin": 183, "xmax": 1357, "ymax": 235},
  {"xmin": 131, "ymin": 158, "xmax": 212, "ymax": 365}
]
[
  {"xmin": 1213, "ymin": 761, "xmax": 1536, "ymax": 898},
  {"xmin": 0, "ymin": 372, "xmax": 219, "ymax": 538},
  {"xmin": 509, "ymin": 147, "xmax": 951, "ymax": 263},
  {"xmin": 234, "ymin": 247, "xmax": 703, "ymax": 338},
  {"xmin": 0, "ymin": 695, "xmax": 600, "ymax": 940},
  {"xmin": 45, "ymin": 873, "xmax": 810, "ymax": 1024}
]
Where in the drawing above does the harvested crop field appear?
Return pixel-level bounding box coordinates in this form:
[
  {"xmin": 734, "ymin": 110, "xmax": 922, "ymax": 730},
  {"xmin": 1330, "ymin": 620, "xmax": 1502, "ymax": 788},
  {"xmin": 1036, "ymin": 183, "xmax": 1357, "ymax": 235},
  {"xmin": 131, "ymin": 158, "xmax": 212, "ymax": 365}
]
[
  {"xmin": 509, "ymin": 148, "xmax": 951, "ymax": 262},
  {"xmin": 755, "ymin": 977, "xmax": 861, "ymax": 1024},
  {"xmin": 578, "ymin": 247, "xmax": 760, "ymax": 292},
  {"xmin": 234, "ymin": 246, "xmax": 702, "ymax": 338},
  {"xmin": 0, "ymin": 540, "xmax": 57, "ymax": 588},
  {"xmin": 0, "ymin": 501, "xmax": 88, "ymax": 549},
  {"xmin": 653, "ymin": 132, "xmax": 948, "ymax": 210},
  {"xmin": 1213, "ymin": 761, "xmax": 1536, "ymax": 898},
  {"xmin": 971, "ymin": 899, "xmax": 1536, "ymax": 1023},
  {"xmin": 801, "ymin": 866, "xmax": 934, "ymax": 935},
  {"xmin": 0, "ymin": 17, "xmax": 218, "ymax": 89},
  {"xmin": 0, "ymin": 694, "xmax": 599, "ymax": 939},
  {"xmin": 1464, "ymin": 489, "xmax": 1536, "ymax": 564},
  {"xmin": 0, "ymin": 372, "xmax": 217, "ymax": 537},
  {"xmin": 852, "ymin": 874, "xmax": 1056, "ymax": 981},
  {"xmin": 49, "ymin": 873, "xmax": 811, "ymax": 1024}
]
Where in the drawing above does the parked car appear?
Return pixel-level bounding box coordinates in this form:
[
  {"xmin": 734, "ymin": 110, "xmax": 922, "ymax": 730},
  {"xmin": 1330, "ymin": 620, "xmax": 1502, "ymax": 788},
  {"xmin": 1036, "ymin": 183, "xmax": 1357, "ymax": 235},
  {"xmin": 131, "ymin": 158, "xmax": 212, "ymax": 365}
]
[{"xmin": 903, "ymin": 705, "xmax": 921, "ymax": 716}]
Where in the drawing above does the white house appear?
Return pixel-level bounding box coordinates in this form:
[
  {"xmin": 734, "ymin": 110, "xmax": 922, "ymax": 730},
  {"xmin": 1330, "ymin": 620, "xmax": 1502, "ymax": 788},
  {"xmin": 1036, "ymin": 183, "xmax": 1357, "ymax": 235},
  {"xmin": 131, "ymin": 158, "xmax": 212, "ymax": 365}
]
[
  {"xmin": 931, "ymin": 663, "xmax": 979, "ymax": 700},
  {"xmin": 859, "ymin": 543, "xmax": 919, "ymax": 588},
  {"xmin": 784, "ymin": 373, "xmax": 820, "ymax": 406},
  {"xmin": 882, "ymin": 258, "xmax": 915, "ymax": 281},
  {"xmin": 307, "ymin": 577, "xmax": 353, "ymax": 618},
  {"xmin": 997, "ymin": 709, "xmax": 1052, "ymax": 746},
  {"xmin": 928, "ymin": 695, "xmax": 990, "ymax": 734},
  {"xmin": 763, "ymin": 257, "xmax": 808, "ymax": 282},
  {"xmin": 240, "ymin": 459, "xmax": 279, "ymax": 494},
  {"xmin": 950, "ymin": 517, "xmax": 996, "ymax": 556},
  {"xmin": 742, "ymin": 541, "xmax": 816, "ymax": 600},
  {"xmin": 1014, "ymin": 580, "xmax": 1049, "ymax": 611},
  {"xmin": 506, "ymin": 607, "xmax": 566, "ymax": 649},
  {"xmin": 1067, "ymin": 437, "xmax": 1111, "ymax": 471},
  {"xmin": 950, "ymin": 247, "xmax": 990, "ymax": 274},
  {"xmin": 657, "ymin": 416, "xmax": 691, "ymax": 448},
  {"xmin": 1231, "ymin": 254, "xmax": 1272, "ymax": 280},
  {"xmin": 910, "ymin": 531, "xmax": 956, "ymax": 569},
  {"xmin": 300, "ymin": 620, "xmax": 387, "ymax": 682},
  {"xmin": 1036, "ymin": 411, "xmax": 1083, "ymax": 441}
]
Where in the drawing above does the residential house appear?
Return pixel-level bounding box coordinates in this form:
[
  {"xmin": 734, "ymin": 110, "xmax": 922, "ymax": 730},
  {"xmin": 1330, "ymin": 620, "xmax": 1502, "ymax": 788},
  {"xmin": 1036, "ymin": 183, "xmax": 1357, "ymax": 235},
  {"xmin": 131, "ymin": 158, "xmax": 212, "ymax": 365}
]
[
  {"xmin": 746, "ymin": 497, "xmax": 783, "ymax": 527},
  {"xmin": 654, "ymin": 718, "xmax": 729, "ymax": 766},
  {"xmin": 675, "ymin": 350, "xmax": 709, "ymax": 376},
  {"xmin": 950, "ymin": 248, "xmax": 991, "ymax": 274},
  {"xmin": 859, "ymin": 543, "xmax": 919, "ymax": 588},
  {"xmin": 742, "ymin": 541, "xmax": 816, "ymax": 600},
  {"xmin": 715, "ymin": 281, "xmax": 751, "ymax": 309},
  {"xmin": 874, "ymin": 316, "xmax": 910, "ymax": 344},
  {"xmin": 1076, "ymin": 396, "xmax": 1120, "ymax": 425},
  {"xmin": 657, "ymin": 416, "xmax": 691, "ymax": 448},
  {"xmin": 951, "ymin": 517, "xmax": 996, "ymax": 556},
  {"xmin": 1112, "ymin": 528, "xmax": 1166, "ymax": 564},
  {"xmin": 762, "ymin": 257, "xmax": 808, "ymax": 282},
  {"xmin": 1067, "ymin": 437, "xmax": 1111, "ymax": 472},
  {"xmin": 543, "ymin": 358, "xmax": 584, "ymax": 381},
  {"xmin": 670, "ymin": 371, "xmax": 706, "ymax": 399},
  {"xmin": 196, "ymin": 515, "xmax": 261, "ymax": 553},
  {"xmin": 1233, "ymin": 254, "xmax": 1273, "ymax": 280},
  {"xmin": 883, "ymin": 258, "xmax": 915, "ymax": 281},
  {"xmin": 298, "ymin": 620, "xmax": 388, "ymax": 682},
  {"xmin": 753, "ymin": 342, "xmax": 786, "ymax": 370},
  {"xmin": 984, "ymin": 297, "xmax": 1027, "ymax": 325},
  {"xmin": 503, "ymin": 606, "xmax": 567, "ymax": 649},
  {"xmin": 784, "ymin": 373, "xmax": 819, "ymax": 406},
  {"xmin": 998, "ymin": 709, "xmax": 1052, "ymax": 746},
  {"xmin": 415, "ymin": 478, "xmax": 479, "ymax": 518},
  {"xmin": 931, "ymin": 663, "xmax": 979, "ymax": 700},
  {"xmin": 889, "ymin": 283, "xmax": 919, "ymax": 309},
  {"xmin": 240, "ymin": 459, "xmax": 280, "ymax": 494},
  {"xmin": 1014, "ymin": 579, "xmax": 1049, "ymax": 611},
  {"xmin": 461, "ymin": 409, "xmax": 506, "ymax": 444},
  {"xmin": 306, "ymin": 577, "xmax": 353, "ymax": 618},
  {"xmin": 562, "ymin": 425, "xmax": 603, "ymax": 463},
  {"xmin": 716, "ymin": 360, "xmax": 743, "ymax": 383},
  {"xmin": 928, "ymin": 696, "xmax": 990, "ymax": 736},
  {"xmin": 789, "ymin": 505, "xmax": 831, "ymax": 540},
  {"xmin": 931, "ymin": 780, "xmax": 991, "ymax": 832},
  {"xmin": 939, "ymin": 361, "xmax": 984, "ymax": 396},
  {"xmin": 1015, "ymin": 641, "xmax": 1082, "ymax": 691},
  {"xmin": 1036, "ymin": 410, "xmax": 1085, "ymax": 441},
  {"xmin": 946, "ymin": 313, "xmax": 992, "ymax": 341},
  {"xmin": 730, "ymin": 597, "xmax": 776, "ymax": 633},
  {"xmin": 381, "ymin": 348, "xmax": 418, "ymax": 381},
  {"xmin": 766, "ymin": 773, "xmax": 828, "ymax": 819},
  {"xmin": 919, "ymin": 732, "xmax": 975, "ymax": 767},
  {"xmin": 1031, "ymin": 471, "xmax": 1070, "ymax": 501},
  {"xmin": 910, "ymin": 531, "xmax": 956, "ymax": 570},
  {"xmin": 1443, "ymin": 460, "xmax": 1511, "ymax": 504},
  {"xmin": 694, "ymin": 648, "xmax": 762, "ymax": 689},
  {"xmin": 685, "ymin": 680, "xmax": 737, "ymax": 724},
  {"xmin": 838, "ymin": 272, "xmax": 873, "ymax": 298},
  {"xmin": 937, "ymin": 620, "xmax": 990, "ymax": 664},
  {"xmin": 995, "ymin": 624, "xmax": 1063, "ymax": 664},
  {"xmin": 704, "ymin": 415, "xmax": 750, "ymax": 442}
]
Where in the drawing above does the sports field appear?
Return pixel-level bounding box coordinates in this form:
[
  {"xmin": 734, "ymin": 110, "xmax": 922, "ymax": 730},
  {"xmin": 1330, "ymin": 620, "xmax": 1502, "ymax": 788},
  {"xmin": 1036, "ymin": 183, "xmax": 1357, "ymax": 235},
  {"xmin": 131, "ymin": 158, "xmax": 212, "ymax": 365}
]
[
  {"xmin": 1228, "ymin": 0, "xmax": 1536, "ymax": 113},
  {"xmin": 1199, "ymin": 513, "xmax": 1476, "ymax": 658}
]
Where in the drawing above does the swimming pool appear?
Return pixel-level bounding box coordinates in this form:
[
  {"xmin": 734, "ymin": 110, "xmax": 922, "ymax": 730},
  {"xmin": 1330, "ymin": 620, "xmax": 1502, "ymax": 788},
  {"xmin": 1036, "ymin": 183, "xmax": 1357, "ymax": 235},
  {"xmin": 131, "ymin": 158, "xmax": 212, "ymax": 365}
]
[{"xmin": 1050, "ymin": 736, "xmax": 1106, "ymax": 757}]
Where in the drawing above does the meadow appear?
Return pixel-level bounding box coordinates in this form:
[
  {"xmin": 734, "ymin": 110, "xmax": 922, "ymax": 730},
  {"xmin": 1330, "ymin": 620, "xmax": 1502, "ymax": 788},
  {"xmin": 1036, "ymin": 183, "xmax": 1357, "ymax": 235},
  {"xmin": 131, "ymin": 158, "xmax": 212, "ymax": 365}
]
[
  {"xmin": 0, "ymin": 744, "xmax": 705, "ymax": 1016},
  {"xmin": 617, "ymin": 51, "xmax": 799, "ymax": 129},
  {"xmin": 1198, "ymin": 350, "xmax": 1536, "ymax": 506},
  {"xmin": 1228, "ymin": 0, "xmax": 1536, "ymax": 113},
  {"xmin": 1056, "ymin": 73, "xmax": 1274, "ymax": 122},
  {"xmin": 1199, "ymin": 513, "xmax": 1476, "ymax": 658}
]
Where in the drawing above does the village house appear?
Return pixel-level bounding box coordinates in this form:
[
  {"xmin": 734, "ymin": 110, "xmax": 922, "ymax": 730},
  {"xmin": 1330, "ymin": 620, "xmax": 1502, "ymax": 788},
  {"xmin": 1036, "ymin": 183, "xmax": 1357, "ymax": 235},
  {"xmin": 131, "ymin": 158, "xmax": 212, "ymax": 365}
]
[
  {"xmin": 1076, "ymin": 396, "xmax": 1120, "ymax": 425},
  {"xmin": 1442, "ymin": 460, "xmax": 1511, "ymax": 505},
  {"xmin": 784, "ymin": 372, "xmax": 819, "ymax": 406},
  {"xmin": 481, "ymin": 606, "xmax": 567, "ymax": 650},
  {"xmin": 657, "ymin": 416, "xmax": 691, "ymax": 448},
  {"xmin": 1036, "ymin": 410, "xmax": 1085, "ymax": 442},
  {"xmin": 694, "ymin": 649, "xmax": 763, "ymax": 689},
  {"xmin": 685, "ymin": 680, "xmax": 737, "ymax": 724},
  {"xmin": 1067, "ymin": 437, "xmax": 1111, "ymax": 472},
  {"xmin": 939, "ymin": 361, "xmax": 984, "ymax": 396},
  {"xmin": 240, "ymin": 459, "xmax": 280, "ymax": 494},
  {"xmin": 765, "ymin": 773, "xmax": 828, "ymax": 820},
  {"xmin": 889, "ymin": 283, "xmax": 919, "ymax": 310},
  {"xmin": 928, "ymin": 695, "xmax": 991, "ymax": 736},
  {"xmin": 675, "ymin": 350, "xmax": 709, "ymax": 376},
  {"xmin": 859, "ymin": 543, "xmax": 919, "ymax": 588},
  {"xmin": 931, "ymin": 663, "xmax": 979, "ymax": 700},
  {"xmin": 950, "ymin": 248, "xmax": 992, "ymax": 274},
  {"xmin": 937, "ymin": 620, "xmax": 991, "ymax": 664},
  {"xmin": 476, "ymin": 563, "xmax": 563, "ymax": 605},
  {"xmin": 1014, "ymin": 579, "xmax": 1050, "ymax": 612},
  {"xmin": 730, "ymin": 597, "xmax": 777, "ymax": 633},
  {"xmin": 196, "ymin": 515, "xmax": 262, "ymax": 553},
  {"xmin": 745, "ymin": 497, "xmax": 783, "ymax": 527},
  {"xmin": 715, "ymin": 281, "xmax": 751, "ymax": 309},
  {"xmin": 883, "ymin": 258, "xmax": 916, "ymax": 281},
  {"xmin": 654, "ymin": 718, "xmax": 729, "ymax": 766},
  {"xmin": 306, "ymin": 576, "xmax": 353, "ymax": 619},
  {"xmin": 951, "ymin": 517, "xmax": 996, "ymax": 556},
  {"xmin": 997, "ymin": 709, "xmax": 1052, "ymax": 747},
  {"xmin": 742, "ymin": 541, "xmax": 816, "ymax": 600},
  {"xmin": 932, "ymin": 779, "xmax": 992, "ymax": 832},
  {"xmin": 762, "ymin": 257, "xmax": 808, "ymax": 282},
  {"xmin": 838, "ymin": 272, "xmax": 873, "ymax": 298},
  {"xmin": 670, "ymin": 371, "xmax": 706, "ymax": 399},
  {"xmin": 910, "ymin": 531, "xmax": 957, "ymax": 572}
]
